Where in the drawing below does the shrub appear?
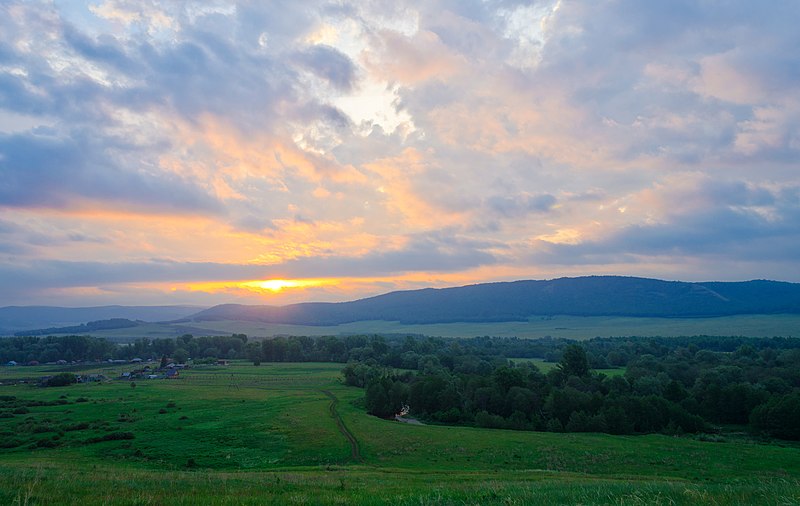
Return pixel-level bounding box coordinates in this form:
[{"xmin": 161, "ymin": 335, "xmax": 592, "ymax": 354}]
[
  {"xmin": 35, "ymin": 438, "xmax": 61, "ymax": 448},
  {"xmin": 65, "ymin": 422, "xmax": 90, "ymax": 431},
  {"xmin": 1, "ymin": 439, "xmax": 22, "ymax": 448},
  {"xmin": 46, "ymin": 373, "xmax": 77, "ymax": 387},
  {"xmin": 31, "ymin": 423, "xmax": 56, "ymax": 434},
  {"xmin": 750, "ymin": 393, "xmax": 800, "ymax": 440},
  {"xmin": 86, "ymin": 432, "xmax": 135, "ymax": 444}
]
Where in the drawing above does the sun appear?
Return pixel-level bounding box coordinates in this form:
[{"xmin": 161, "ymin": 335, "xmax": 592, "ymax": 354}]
[{"xmin": 240, "ymin": 279, "xmax": 326, "ymax": 293}]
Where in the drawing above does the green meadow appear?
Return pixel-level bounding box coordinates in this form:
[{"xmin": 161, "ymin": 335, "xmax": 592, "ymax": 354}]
[
  {"xmin": 509, "ymin": 357, "xmax": 626, "ymax": 377},
  {"xmin": 71, "ymin": 313, "xmax": 800, "ymax": 342},
  {"xmin": 1, "ymin": 362, "xmax": 799, "ymax": 505}
]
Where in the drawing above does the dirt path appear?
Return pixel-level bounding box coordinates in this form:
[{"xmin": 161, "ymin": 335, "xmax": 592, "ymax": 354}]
[{"xmin": 321, "ymin": 390, "xmax": 362, "ymax": 463}]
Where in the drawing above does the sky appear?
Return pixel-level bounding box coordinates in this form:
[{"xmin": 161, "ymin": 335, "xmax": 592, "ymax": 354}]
[{"xmin": 1, "ymin": 0, "xmax": 799, "ymax": 308}]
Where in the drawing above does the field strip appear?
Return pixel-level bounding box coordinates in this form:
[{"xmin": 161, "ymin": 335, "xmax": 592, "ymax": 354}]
[{"xmin": 321, "ymin": 389, "xmax": 362, "ymax": 463}]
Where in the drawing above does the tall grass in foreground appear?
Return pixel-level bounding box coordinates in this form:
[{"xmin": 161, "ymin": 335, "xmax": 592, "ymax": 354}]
[{"xmin": 3, "ymin": 464, "xmax": 799, "ymax": 505}]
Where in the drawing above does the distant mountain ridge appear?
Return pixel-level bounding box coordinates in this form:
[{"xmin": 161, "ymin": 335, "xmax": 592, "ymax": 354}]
[
  {"xmin": 186, "ymin": 276, "xmax": 800, "ymax": 326},
  {"xmin": 0, "ymin": 305, "xmax": 202, "ymax": 335},
  {"xmin": 13, "ymin": 318, "xmax": 140, "ymax": 337}
]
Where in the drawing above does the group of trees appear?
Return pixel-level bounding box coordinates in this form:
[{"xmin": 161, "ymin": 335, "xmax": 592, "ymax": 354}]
[
  {"xmin": 0, "ymin": 335, "xmax": 116, "ymax": 364},
  {"xmin": 3, "ymin": 331, "xmax": 799, "ymax": 440},
  {"xmin": 353, "ymin": 344, "xmax": 710, "ymax": 435},
  {"xmin": 343, "ymin": 338, "xmax": 800, "ymax": 441},
  {"xmin": 0, "ymin": 334, "xmax": 251, "ymax": 364},
  {"xmin": 117, "ymin": 334, "xmax": 251, "ymax": 363},
  {"xmin": 1, "ymin": 332, "xmax": 397, "ymax": 365}
]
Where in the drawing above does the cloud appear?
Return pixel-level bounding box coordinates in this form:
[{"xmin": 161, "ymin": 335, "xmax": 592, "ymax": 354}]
[
  {"xmin": 2, "ymin": 1, "xmax": 800, "ymax": 306},
  {"xmin": 487, "ymin": 193, "xmax": 557, "ymax": 218},
  {"xmin": 530, "ymin": 180, "xmax": 800, "ymax": 265},
  {"xmin": 365, "ymin": 29, "xmax": 464, "ymax": 84},
  {"xmin": 295, "ymin": 44, "xmax": 357, "ymax": 91},
  {"xmin": 0, "ymin": 130, "xmax": 222, "ymax": 214},
  {"xmin": 0, "ymin": 230, "xmax": 497, "ymax": 305}
]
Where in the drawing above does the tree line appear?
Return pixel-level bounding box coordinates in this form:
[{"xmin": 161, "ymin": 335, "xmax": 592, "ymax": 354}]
[
  {"xmin": 341, "ymin": 336, "xmax": 800, "ymax": 441},
  {"xmin": 2, "ymin": 332, "xmax": 799, "ymax": 440},
  {"xmin": 0, "ymin": 334, "xmax": 250, "ymax": 365}
]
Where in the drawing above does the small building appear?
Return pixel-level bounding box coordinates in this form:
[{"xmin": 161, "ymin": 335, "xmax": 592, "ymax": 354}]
[
  {"xmin": 6, "ymin": 361, "xmax": 17, "ymax": 366},
  {"xmin": 216, "ymin": 359, "xmax": 229, "ymax": 366},
  {"xmin": 165, "ymin": 369, "xmax": 179, "ymax": 379},
  {"xmin": 78, "ymin": 374, "xmax": 106, "ymax": 383}
]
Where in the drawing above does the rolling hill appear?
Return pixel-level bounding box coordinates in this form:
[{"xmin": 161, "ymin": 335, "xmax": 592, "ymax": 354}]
[
  {"xmin": 0, "ymin": 305, "xmax": 202, "ymax": 335},
  {"xmin": 185, "ymin": 276, "xmax": 800, "ymax": 326}
]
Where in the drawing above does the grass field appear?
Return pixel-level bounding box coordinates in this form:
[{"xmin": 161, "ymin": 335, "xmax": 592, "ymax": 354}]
[
  {"xmin": 509, "ymin": 358, "xmax": 626, "ymax": 377},
  {"xmin": 62, "ymin": 313, "xmax": 800, "ymax": 342},
  {"xmin": 1, "ymin": 361, "xmax": 799, "ymax": 504}
]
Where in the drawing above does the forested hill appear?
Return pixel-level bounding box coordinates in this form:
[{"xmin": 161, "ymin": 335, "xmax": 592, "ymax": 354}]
[{"xmin": 188, "ymin": 276, "xmax": 800, "ymax": 325}]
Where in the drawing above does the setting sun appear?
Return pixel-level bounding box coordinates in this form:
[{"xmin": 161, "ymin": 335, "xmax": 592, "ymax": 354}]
[{"xmin": 240, "ymin": 279, "xmax": 329, "ymax": 293}]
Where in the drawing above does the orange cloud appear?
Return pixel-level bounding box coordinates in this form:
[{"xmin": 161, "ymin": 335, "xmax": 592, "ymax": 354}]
[
  {"xmin": 164, "ymin": 114, "xmax": 368, "ymax": 191},
  {"xmin": 364, "ymin": 29, "xmax": 465, "ymax": 84},
  {"xmin": 363, "ymin": 148, "xmax": 468, "ymax": 229}
]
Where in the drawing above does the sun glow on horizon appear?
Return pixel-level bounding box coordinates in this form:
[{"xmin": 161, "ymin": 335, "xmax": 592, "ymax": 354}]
[
  {"xmin": 173, "ymin": 267, "xmax": 542, "ymax": 302},
  {"xmin": 240, "ymin": 279, "xmax": 329, "ymax": 292},
  {"xmin": 176, "ymin": 278, "xmax": 341, "ymax": 300}
]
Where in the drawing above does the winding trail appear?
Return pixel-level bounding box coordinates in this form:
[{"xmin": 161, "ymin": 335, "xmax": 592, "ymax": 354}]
[{"xmin": 321, "ymin": 390, "xmax": 362, "ymax": 463}]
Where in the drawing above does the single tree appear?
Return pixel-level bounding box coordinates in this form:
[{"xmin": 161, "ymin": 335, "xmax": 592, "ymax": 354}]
[{"xmin": 558, "ymin": 344, "xmax": 590, "ymax": 377}]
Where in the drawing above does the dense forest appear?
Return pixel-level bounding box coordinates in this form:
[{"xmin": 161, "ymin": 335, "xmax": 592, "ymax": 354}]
[
  {"xmin": 2, "ymin": 333, "xmax": 799, "ymax": 440},
  {"xmin": 336, "ymin": 335, "xmax": 800, "ymax": 441}
]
